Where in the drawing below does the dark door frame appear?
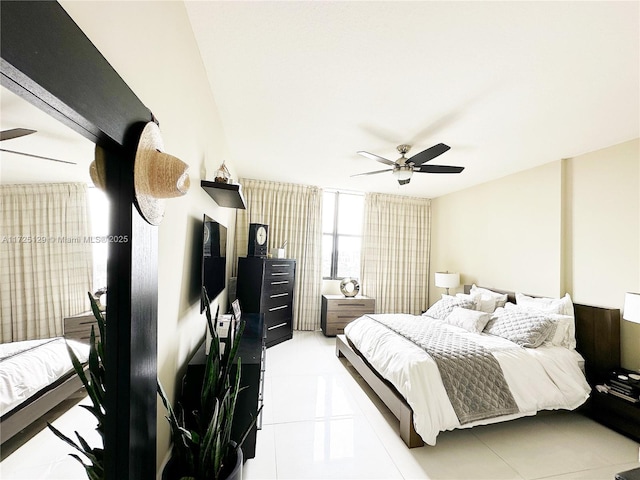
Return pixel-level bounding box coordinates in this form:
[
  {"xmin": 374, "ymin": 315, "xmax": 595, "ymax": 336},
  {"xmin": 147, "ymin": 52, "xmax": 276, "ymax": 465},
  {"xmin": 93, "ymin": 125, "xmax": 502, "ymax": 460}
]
[{"xmin": 1, "ymin": 2, "xmax": 159, "ymax": 478}]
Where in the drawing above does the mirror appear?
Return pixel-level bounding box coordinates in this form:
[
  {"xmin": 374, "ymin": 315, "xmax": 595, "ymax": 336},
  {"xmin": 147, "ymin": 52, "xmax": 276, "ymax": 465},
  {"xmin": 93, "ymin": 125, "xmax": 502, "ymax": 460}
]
[
  {"xmin": 1, "ymin": 87, "xmax": 111, "ymax": 294},
  {"xmin": 0, "ymin": 85, "xmax": 109, "ymax": 457}
]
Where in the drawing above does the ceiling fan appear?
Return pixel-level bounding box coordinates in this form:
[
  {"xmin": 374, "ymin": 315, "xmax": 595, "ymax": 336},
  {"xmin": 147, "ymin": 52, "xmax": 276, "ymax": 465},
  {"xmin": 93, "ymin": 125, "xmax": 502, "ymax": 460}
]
[
  {"xmin": 353, "ymin": 143, "xmax": 463, "ymax": 185},
  {"xmin": 0, "ymin": 128, "xmax": 77, "ymax": 164}
]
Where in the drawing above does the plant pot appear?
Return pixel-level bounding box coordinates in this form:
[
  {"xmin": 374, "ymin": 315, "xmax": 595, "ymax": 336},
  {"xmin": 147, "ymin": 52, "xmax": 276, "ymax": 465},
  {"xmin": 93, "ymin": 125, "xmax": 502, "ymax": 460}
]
[
  {"xmin": 162, "ymin": 446, "xmax": 243, "ymax": 480},
  {"xmin": 222, "ymin": 446, "xmax": 243, "ymax": 480}
]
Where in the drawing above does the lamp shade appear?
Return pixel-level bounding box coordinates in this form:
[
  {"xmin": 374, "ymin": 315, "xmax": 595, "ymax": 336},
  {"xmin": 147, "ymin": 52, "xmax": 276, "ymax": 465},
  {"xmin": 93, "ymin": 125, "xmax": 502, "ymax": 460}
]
[
  {"xmin": 623, "ymin": 292, "xmax": 640, "ymax": 324},
  {"xmin": 435, "ymin": 272, "xmax": 460, "ymax": 289}
]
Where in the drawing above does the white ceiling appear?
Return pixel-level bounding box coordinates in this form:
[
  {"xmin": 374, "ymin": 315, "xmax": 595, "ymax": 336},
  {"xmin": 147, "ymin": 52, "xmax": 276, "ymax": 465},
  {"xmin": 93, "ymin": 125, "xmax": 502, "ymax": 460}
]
[
  {"xmin": 0, "ymin": 87, "xmax": 95, "ymax": 184},
  {"xmin": 185, "ymin": 1, "xmax": 639, "ymax": 198}
]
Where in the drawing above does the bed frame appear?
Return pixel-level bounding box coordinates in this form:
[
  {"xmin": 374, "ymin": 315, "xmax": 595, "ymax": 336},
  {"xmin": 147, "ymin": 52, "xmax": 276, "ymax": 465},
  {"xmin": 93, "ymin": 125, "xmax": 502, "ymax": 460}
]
[
  {"xmin": 1, "ymin": 370, "xmax": 86, "ymax": 443},
  {"xmin": 0, "ymin": 338, "xmax": 91, "ymax": 445},
  {"xmin": 335, "ymin": 286, "xmax": 621, "ymax": 448}
]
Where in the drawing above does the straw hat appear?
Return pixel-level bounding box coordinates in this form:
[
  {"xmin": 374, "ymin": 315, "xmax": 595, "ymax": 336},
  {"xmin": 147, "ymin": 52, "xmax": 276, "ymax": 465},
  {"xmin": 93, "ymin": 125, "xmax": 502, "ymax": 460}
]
[
  {"xmin": 89, "ymin": 147, "xmax": 107, "ymax": 190},
  {"xmin": 134, "ymin": 122, "xmax": 190, "ymax": 225}
]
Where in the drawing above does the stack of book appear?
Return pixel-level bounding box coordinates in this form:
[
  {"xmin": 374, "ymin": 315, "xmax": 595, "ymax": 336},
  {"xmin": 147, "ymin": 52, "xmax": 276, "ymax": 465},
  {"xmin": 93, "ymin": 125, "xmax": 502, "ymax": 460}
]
[{"xmin": 605, "ymin": 371, "xmax": 640, "ymax": 403}]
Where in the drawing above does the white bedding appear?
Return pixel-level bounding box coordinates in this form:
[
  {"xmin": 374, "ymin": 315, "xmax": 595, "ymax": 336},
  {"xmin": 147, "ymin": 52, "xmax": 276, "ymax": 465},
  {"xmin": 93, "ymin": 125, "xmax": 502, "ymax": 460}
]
[
  {"xmin": 344, "ymin": 314, "xmax": 591, "ymax": 445},
  {"xmin": 0, "ymin": 337, "xmax": 90, "ymax": 416}
]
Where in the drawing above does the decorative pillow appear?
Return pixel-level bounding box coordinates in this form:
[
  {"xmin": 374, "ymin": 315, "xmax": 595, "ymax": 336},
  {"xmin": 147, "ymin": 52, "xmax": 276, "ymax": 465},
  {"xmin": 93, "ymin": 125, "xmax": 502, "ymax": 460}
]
[
  {"xmin": 470, "ymin": 284, "xmax": 508, "ymax": 309},
  {"xmin": 444, "ymin": 307, "xmax": 491, "ymax": 333},
  {"xmin": 457, "ymin": 292, "xmax": 497, "ymax": 313},
  {"xmin": 484, "ymin": 307, "xmax": 554, "ymax": 348},
  {"xmin": 423, "ymin": 295, "xmax": 475, "ymax": 320},
  {"xmin": 545, "ymin": 313, "xmax": 575, "ymax": 348},
  {"xmin": 515, "ymin": 292, "xmax": 574, "ymax": 317},
  {"xmin": 505, "ymin": 303, "xmax": 575, "ymax": 349}
]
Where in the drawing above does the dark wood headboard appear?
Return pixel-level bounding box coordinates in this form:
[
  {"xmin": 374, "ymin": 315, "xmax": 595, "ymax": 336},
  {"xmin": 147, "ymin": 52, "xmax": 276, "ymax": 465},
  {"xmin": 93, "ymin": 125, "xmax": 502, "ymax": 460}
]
[{"xmin": 463, "ymin": 285, "xmax": 621, "ymax": 385}]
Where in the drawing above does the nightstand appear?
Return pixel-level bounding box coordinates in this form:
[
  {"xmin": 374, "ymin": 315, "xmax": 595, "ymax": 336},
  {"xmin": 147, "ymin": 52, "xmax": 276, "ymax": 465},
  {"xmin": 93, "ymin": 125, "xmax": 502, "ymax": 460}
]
[
  {"xmin": 321, "ymin": 294, "xmax": 375, "ymax": 336},
  {"xmin": 584, "ymin": 369, "xmax": 640, "ymax": 443},
  {"xmin": 63, "ymin": 311, "xmax": 100, "ymax": 344}
]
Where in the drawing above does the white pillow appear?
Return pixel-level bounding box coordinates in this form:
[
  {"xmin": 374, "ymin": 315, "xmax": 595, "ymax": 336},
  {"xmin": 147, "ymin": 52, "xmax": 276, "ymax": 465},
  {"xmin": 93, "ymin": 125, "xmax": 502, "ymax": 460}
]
[
  {"xmin": 505, "ymin": 303, "xmax": 575, "ymax": 349},
  {"xmin": 444, "ymin": 307, "xmax": 491, "ymax": 333},
  {"xmin": 456, "ymin": 292, "xmax": 497, "ymax": 313},
  {"xmin": 484, "ymin": 307, "xmax": 554, "ymax": 348},
  {"xmin": 423, "ymin": 294, "xmax": 475, "ymax": 320},
  {"xmin": 515, "ymin": 292, "xmax": 574, "ymax": 317},
  {"xmin": 546, "ymin": 313, "xmax": 575, "ymax": 348},
  {"xmin": 470, "ymin": 284, "xmax": 508, "ymax": 309}
]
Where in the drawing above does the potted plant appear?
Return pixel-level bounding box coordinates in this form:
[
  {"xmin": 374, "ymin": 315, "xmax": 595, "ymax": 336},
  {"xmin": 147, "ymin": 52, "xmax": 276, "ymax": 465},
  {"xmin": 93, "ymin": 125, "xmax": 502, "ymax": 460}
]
[
  {"xmin": 48, "ymin": 293, "xmax": 106, "ymax": 480},
  {"xmin": 158, "ymin": 287, "xmax": 259, "ymax": 480}
]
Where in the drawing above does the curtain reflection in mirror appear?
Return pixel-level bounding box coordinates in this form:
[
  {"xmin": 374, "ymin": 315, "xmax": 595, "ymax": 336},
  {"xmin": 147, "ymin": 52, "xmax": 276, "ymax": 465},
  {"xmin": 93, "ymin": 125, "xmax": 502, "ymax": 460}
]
[{"xmin": 0, "ymin": 183, "xmax": 93, "ymax": 342}]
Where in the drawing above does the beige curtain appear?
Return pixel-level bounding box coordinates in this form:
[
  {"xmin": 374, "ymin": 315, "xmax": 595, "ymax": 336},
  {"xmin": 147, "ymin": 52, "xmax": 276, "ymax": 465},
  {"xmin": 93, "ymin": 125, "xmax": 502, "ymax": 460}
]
[
  {"xmin": 234, "ymin": 178, "xmax": 323, "ymax": 331},
  {"xmin": 0, "ymin": 183, "xmax": 93, "ymax": 342},
  {"xmin": 361, "ymin": 192, "xmax": 431, "ymax": 314}
]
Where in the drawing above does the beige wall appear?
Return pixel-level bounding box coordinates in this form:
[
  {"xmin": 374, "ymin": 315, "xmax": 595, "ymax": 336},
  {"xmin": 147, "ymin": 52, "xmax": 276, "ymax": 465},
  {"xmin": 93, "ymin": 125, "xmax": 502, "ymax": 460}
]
[
  {"xmin": 565, "ymin": 139, "xmax": 640, "ymax": 368},
  {"xmin": 60, "ymin": 1, "xmax": 236, "ymax": 472},
  {"xmin": 432, "ymin": 139, "xmax": 640, "ymax": 370},
  {"xmin": 431, "ymin": 161, "xmax": 563, "ymax": 299}
]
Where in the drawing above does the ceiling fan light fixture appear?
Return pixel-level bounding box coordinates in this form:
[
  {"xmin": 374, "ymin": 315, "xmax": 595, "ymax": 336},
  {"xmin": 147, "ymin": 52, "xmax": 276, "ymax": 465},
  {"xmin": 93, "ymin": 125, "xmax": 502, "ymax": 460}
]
[{"xmin": 393, "ymin": 166, "xmax": 413, "ymax": 182}]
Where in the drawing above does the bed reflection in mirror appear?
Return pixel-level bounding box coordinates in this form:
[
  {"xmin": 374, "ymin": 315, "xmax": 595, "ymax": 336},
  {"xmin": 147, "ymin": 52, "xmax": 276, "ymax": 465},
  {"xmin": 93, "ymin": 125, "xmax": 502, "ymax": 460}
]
[{"xmin": 0, "ymin": 85, "xmax": 108, "ymax": 452}]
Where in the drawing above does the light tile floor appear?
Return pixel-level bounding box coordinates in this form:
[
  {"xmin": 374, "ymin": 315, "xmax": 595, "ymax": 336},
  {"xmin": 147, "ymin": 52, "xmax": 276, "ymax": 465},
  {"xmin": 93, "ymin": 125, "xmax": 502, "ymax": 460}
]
[
  {"xmin": 1, "ymin": 331, "xmax": 638, "ymax": 480},
  {"xmin": 245, "ymin": 331, "xmax": 640, "ymax": 480},
  {"xmin": 0, "ymin": 392, "xmax": 100, "ymax": 479}
]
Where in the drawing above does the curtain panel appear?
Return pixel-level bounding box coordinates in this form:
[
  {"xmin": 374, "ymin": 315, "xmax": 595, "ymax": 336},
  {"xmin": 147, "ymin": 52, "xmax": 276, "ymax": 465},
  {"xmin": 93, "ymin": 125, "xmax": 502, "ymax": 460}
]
[
  {"xmin": 361, "ymin": 193, "xmax": 431, "ymax": 315},
  {"xmin": 234, "ymin": 178, "xmax": 323, "ymax": 331},
  {"xmin": 0, "ymin": 183, "xmax": 93, "ymax": 342}
]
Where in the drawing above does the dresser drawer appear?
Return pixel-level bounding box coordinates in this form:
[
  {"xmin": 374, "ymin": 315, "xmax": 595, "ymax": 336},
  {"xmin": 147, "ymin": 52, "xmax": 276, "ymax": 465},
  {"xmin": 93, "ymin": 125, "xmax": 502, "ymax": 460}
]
[
  {"xmin": 262, "ymin": 289, "xmax": 292, "ymax": 309},
  {"xmin": 324, "ymin": 310, "xmax": 369, "ymax": 325},
  {"xmin": 265, "ymin": 318, "xmax": 292, "ymax": 347},
  {"xmin": 265, "ymin": 307, "xmax": 292, "ymax": 327},
  {"xmin": 326, "ymin": 298, "xmax": 375, "ymax": 313},
  {"xmin": 264, "ymin": 261, "xmax": 295, "ymax": 278},
  {"xmin": 321, "ymin": 295, "xmax": 375, "ymax": 337},
  {"xmin": 64, "ymin": 312, "xmax": 100, "ymax": 343},
  {"xmin": 263, "ymin": 278, "xmax": 293, "ymax": 297}
]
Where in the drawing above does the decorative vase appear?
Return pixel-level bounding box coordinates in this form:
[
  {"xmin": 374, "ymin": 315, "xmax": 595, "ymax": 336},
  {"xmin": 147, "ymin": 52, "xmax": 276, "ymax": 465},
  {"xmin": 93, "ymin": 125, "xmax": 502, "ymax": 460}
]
[{"xmin": 339, "ymin": 277, "xmax": 360, "ymax": 297}]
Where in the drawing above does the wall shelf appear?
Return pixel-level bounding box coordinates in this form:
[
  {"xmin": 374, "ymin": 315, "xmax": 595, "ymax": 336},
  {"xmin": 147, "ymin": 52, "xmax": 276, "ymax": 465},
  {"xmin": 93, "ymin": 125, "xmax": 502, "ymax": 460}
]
[{"xmin": 201, "ymin": 180, "xmax": 246, "ymax": 209}]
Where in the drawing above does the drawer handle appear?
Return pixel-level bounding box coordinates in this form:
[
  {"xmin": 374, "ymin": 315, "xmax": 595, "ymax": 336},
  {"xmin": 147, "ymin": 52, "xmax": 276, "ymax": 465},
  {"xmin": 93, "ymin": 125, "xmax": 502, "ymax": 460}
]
[
  {"xmin": 270, "ymin": 272, "xmax": 290, "ymax": 276},
  {"xmin": 270, "ymin": 292, "xmax": 289, "ymax": 298},
  {"xmin": 337, "ymin": 303, "xmax": 366, "ymax": 307},
  {"xmin": 268, "ymin": 305, "xmax": 288, "ymax": 312},
  {"xmin": 271, "ymin": 280, "xmax": 289, "ymax": 285},
  {"xmin": 272, "ymin": 264, "xmax": 290, "ymax": 267},
  {"xmin": 268, "ymin": 322, "xmax": 287, "ymax": 330}
]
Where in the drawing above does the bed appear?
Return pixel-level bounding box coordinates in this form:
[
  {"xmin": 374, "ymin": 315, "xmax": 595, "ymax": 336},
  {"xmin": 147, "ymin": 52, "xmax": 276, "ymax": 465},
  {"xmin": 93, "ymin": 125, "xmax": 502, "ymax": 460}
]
[
  {"xmin": 0, "ymin": 336, "xmax": 90, "ymax": 443},
  {"xmin": 336, "ymin": 285, "xmax": 621, "ymax": 448}
]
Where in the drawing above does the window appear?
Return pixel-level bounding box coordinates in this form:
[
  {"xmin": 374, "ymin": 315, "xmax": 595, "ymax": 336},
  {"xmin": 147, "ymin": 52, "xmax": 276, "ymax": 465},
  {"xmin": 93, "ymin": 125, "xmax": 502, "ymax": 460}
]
[
  {"xmin": 88, "ymin": 187, "xmax": 110, "ymax": 291},
  {"xmin": 322, "ymin": 190, "xmax": 364, "ymax": 279}
]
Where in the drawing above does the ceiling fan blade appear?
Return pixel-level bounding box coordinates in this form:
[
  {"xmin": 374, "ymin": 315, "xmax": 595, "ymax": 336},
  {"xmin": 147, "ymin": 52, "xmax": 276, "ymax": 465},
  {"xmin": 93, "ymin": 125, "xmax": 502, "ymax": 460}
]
[
  {"xmin": 351, "ymin": 168, "xmax": 393, "ymax": 177},
  {"xmin": 357, "ymin": 151, "xmax": 395, "ymax": 166},
  {"xmin": 0, "ymin": 148, "xmax": 77, "ymax": 165},
  {"xmin": 409, "ymin": 143, "xmax": 451, "ymax": 166},
  {"xmin": 0, "ymin": 128, "xmax": 37, "ymax": 141},
  {"xmin": 416, "ymin": 164, "xmax": 464, "ymax": 174}
]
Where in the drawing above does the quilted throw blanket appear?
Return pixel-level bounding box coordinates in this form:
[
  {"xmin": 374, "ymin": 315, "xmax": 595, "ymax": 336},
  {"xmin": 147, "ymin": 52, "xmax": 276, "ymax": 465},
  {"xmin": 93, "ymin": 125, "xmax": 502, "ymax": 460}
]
[{"xmin": 368, "ymin": 314, "xmax": 519, "ymax": 424}]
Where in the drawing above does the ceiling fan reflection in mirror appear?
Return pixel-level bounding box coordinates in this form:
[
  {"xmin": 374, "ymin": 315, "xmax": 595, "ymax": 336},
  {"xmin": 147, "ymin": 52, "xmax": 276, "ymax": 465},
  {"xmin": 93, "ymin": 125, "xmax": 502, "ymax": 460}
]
[
  {"xmin": 0, "ymin": 128, "xmax": 77, "ymax": 165},
  {"xmin": 353, "ymin": 143, "xmax": 463, "ymax": 185}
]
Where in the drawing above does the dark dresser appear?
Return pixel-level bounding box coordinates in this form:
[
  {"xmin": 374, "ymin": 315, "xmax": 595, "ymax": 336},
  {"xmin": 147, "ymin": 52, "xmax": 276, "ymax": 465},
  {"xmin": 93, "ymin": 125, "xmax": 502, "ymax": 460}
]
[
  {"xmin": 236, "ymin": 257, "xmax": 296, "ymax": 348},
  {"xmin": 181, "ymin": 313, "xmax": 265, "ymax": 460}
]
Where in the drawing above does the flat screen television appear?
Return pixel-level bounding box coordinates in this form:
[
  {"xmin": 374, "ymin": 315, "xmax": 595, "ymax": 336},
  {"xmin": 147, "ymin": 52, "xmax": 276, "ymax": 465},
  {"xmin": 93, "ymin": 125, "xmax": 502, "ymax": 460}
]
[{"xmin": 201, "ymin": 215, "xmax": 227, "ymax": 312}]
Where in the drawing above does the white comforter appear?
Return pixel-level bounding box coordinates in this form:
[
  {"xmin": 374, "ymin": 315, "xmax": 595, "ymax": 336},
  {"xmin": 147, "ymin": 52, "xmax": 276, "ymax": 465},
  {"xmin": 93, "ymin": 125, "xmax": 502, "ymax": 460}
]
[
  {"xmin": 344, "ymin": 314, "xmax": 591, "ymax": 445},
  {"xmin": 0, "ymin": 337, "xmax": 90, "ymax": 416}
]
